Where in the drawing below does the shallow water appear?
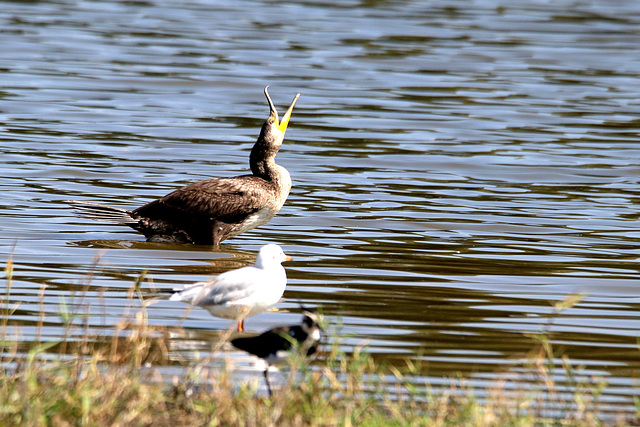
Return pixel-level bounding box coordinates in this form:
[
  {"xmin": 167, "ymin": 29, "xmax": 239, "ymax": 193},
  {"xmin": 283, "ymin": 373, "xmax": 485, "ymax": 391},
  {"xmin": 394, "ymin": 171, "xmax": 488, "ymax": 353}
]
[{"xmin": 1, "ymin": 0, "xmax": 639, "ymax": 417}]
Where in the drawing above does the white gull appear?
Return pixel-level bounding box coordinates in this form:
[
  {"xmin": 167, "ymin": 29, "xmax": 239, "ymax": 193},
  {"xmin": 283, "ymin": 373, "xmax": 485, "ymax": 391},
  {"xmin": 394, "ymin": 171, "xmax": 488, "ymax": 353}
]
[{"xmin": 168, "ymin": 244, "xmax": 291, "ymax": 331}]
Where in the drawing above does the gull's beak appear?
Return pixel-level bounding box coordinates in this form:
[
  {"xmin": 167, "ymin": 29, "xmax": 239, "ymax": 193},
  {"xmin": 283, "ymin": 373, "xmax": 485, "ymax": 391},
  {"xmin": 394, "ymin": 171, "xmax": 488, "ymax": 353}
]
[
  {"xmin": 284, "ymin": 255, "xmax": 293, "ymax": 262},
  {"xmin": 264, "ymin": 86, "xmax": 300, "ymax": 133}
]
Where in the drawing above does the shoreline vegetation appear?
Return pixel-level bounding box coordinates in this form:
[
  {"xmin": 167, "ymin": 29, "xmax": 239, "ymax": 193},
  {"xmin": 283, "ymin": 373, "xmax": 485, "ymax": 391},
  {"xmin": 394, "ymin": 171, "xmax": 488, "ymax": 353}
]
[{"xmin": 1, "ymin": 260, "xmax": 638, "ymax": 426}]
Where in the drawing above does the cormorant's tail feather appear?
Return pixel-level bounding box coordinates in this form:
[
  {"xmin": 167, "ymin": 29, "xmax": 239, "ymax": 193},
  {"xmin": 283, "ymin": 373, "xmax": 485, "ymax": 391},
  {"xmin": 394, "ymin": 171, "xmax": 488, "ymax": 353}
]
[{"xmin": 68, "ymin": 200, "xmax": 138, "ymax": 225}]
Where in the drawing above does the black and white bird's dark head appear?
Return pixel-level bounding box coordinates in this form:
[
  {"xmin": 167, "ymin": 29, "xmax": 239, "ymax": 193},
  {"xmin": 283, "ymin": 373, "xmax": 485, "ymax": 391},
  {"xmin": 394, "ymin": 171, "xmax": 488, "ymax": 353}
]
[{"xmin": 299, "ymin": 306, "xmax": 323, "ymax": 347}]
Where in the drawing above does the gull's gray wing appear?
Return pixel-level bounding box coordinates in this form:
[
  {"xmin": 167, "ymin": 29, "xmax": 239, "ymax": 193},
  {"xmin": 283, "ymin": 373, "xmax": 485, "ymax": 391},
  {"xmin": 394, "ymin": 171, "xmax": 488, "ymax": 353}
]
[{"xmin": 193, "ymin": 266, "xmax": 262, "ymax": 307}]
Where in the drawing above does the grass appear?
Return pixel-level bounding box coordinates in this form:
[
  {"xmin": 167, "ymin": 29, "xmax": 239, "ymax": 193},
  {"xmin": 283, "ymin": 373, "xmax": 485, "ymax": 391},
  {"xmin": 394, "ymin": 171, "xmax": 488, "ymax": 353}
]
[{"xmin": 1, "ymin": 259, "xmax": 638, "ymax": 426}]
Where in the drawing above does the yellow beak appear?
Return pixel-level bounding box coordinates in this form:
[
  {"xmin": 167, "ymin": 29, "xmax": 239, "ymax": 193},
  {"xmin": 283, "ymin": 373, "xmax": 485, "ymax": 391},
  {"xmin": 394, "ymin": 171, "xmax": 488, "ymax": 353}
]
[{"xmin": 277, "ymin": 93, "xmax": 300, "ymax": 133}]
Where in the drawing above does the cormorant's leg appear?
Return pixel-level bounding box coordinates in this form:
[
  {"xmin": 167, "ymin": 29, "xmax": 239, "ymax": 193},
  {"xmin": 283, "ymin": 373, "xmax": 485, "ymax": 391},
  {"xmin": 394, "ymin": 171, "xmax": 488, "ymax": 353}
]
[{"xmin": 211, "ymin": 220, "xmax": 223, "ymax": 248}]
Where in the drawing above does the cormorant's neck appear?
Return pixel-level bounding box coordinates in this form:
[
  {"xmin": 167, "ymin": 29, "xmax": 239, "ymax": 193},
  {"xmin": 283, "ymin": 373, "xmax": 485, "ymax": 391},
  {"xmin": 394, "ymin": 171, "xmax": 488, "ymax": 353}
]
[{"xmin": 249, "ymin": 140, "xmax": 280, "ymax": 180}]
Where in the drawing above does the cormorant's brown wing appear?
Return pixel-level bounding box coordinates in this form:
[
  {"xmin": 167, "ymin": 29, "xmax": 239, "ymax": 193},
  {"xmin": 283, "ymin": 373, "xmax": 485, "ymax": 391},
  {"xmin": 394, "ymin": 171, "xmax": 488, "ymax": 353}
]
[{"xmin": 138, "ymin": 176, "xmax": 269, "ymax": 220}]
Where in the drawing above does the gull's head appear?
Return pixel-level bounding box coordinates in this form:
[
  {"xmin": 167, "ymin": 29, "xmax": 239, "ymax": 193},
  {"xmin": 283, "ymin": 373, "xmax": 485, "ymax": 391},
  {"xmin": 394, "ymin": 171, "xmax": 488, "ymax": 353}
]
[{"xmin": 255, "ymin": 244, "xmax": 291, "ymax": 269}]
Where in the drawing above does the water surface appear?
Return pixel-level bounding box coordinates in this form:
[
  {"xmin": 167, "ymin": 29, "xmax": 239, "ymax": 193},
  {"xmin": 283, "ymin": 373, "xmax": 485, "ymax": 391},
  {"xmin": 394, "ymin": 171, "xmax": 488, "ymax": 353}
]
[{"xmin": 1, "ymin": 0, "xmax": 639, "ymax": 417}]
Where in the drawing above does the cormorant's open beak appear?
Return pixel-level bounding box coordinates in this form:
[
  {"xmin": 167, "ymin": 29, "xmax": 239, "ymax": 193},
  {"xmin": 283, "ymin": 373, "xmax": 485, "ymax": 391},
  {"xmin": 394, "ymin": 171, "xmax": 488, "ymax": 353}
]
[
  {"xmin": 278, "ymin": 93, "xmax": 300, "ymax": 133},
  {"xmin": 264, "ymin": 86, "xmax": 300, "ymax": 133}
]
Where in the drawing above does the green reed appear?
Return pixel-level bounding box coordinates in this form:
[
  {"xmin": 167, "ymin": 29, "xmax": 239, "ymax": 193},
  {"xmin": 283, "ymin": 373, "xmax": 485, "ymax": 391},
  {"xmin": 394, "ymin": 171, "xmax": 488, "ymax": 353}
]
[{"xmin": 0, "ymin": 261, "xmax": 637, "ymax": 426}]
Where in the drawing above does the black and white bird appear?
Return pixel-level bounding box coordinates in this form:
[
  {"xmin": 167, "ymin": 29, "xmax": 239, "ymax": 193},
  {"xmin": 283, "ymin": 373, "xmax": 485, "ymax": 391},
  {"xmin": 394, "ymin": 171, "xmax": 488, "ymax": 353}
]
[
  {"xmin": 165, "ymin": 244, "xmax": 290, "ymax": 332},
  {"xmin": 231, "ymin": 308, "xmax": 323, "ymax": 396},
  {"xmin": 69, "ymin": 87, "xmax": 299, "ymax": 247}
]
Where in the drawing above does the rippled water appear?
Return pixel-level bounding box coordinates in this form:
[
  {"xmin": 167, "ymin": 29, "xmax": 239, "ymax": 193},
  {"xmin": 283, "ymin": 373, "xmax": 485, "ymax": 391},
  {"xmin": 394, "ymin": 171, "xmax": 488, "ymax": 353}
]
[{"xmin": 1, "ymin": 0, "xmax": 639, "ymax": 418}]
